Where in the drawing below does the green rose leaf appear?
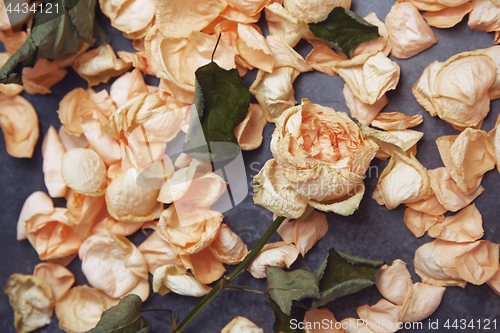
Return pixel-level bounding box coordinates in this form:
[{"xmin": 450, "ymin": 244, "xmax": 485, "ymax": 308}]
[
  {"xmin": 183, "ymin": 61, "xmax": 250, "ymax": 162},
  {"xmin": 266, "ymin": 298, "xmax": 300, "ymax": 333},
  {"xmin": 267, "ymin": 267, "xmax": 321, "ymax": 316},
  {"xmin": 308, "ymin": 7, "xmax": 380, "ymax": 59},
  {"xmin": 0, "ymin": 0, "xmax": 109, "ymax": 84},
  {"xmin": 312, "ymin": 249, "xmax": 384, "ymax": 308},
  {"xmin": 87, "ymin": 294, "xmax": 151, "ymax": 333}
]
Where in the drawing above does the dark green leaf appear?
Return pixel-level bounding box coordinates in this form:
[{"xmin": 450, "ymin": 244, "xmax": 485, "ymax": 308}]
[
  {"xmin": 267, "ymin": 267, "xmax": 321, "ymax": 316},
  {"xmin": 87, "ymin": 294, "xmax": 151, "ymax": 333},
  {"xmin": 267, "ymin": 298, "xmax": 304, "ymax": 333},
  {"xmin": 183, "ymin": 61, "xmax": 250, "ymax": 162},
  {"xmin": 308, "ymin": 7, "xmax": 380, "ymax": 59},
  {"xmin": 0, "ymin": 0, "xmax": 106, "ymax": 84},
  {"xmin": 312, "ymin": 249, "xmax": 384, "ymax": 308}
]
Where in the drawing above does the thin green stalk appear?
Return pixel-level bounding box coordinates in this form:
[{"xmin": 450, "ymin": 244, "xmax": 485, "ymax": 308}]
[
  {"xmin": 221, "ymin": 283, "xmax": 267, "ymax": 296},
  {"xmin": 172, "ymin": 216, "xmax": 286, "ymax": 333}
]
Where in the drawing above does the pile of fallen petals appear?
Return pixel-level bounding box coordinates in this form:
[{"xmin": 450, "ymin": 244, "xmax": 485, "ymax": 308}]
[{"xmin": 2, "ymin": 0, "xmax": 500, "ymax": 332}]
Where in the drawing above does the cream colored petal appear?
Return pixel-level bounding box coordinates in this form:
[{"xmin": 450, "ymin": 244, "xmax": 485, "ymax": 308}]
[
  {"xmin": 361, "ymin": 125, "xmax": 423, "ymax": 161},
  {"xmin": 157, "ymin": 205, "xmax": 223, "ymax": 255},
  {"xmin": 356, "ymin": 299, "xmax": 403, "ymax": 333},
  {"xmin": 307, "ymin": 182, "xmax": 366, "ymax": 216},
  {"xmin": 454, "ymin": 240, "xmax": 500, "ymax": 285},
  {"xmin": 17, "ymin": 191, "xmax": 54, "ymax": 241},
  {"xmin": 428, "ymin": 167, "xmax": 484, "ymax": 212},
  {"xmin": 153, "ymin": 264, "xmax": 211, "ymax": 297},
  {"xmin": 4, "ymin": 274, "xmax": 53, "ymax": 333},
  {"xmin": 304, "ymin": 308, "xmax": 343, "ymax": 333},
  {"xmin": 371, "ymin": 112, "xmax": 423, "ymax": 131},
  {"xmin": 428, "ymin": 204, "xmax": 483, "ymax": 242},
  {"xmin": 412, "ymin": 60, "xmax": 444, "ymax": 118},
  {"xmin": 250, "ymin": 66, "xmax": 299, "ymax": 122},
  {"xmin": 385, "ymin": 2, "xmax": 438, "ymax": 59},
  {"xmin": 79, "ymin": 233, "xmax": 149, "ymax": 299},
  {"xmin": 344, "ymin": 84, "xmax": 388, "ymax": 125},
  {"xmin": 33, "ymin": 263, "xmax": 74, "ymax": 302},
  {"xmin": 73, "ymin": 44, "xmax": 131, "ymax": 87},
  {"xmin": 180, "ymin": 247, "xmax": 226, "ymax": 284},
  {"xmin": 414, "ymin": 240, "xmax": 467, "ymax": 288},
  {"xmin": 222, "ymin": 316, "xmax": 263, "ymax": 333},
  {"xmin": 99, "ymin": 0, "xmax": 154, "ymax": 35},
  {"xmin": 0, "ymin": 94, "xmax": 39, "ymax": 158},
  {"xmin": 235, "ymin": 103, "xmax": 268, "ymax": 150},
  {"xmin": 404, "ymin": 208, "xmax": 443, "ymax": 238},
  {"xmin": 22, "ymin": 59, "xmax": 67, "ymax": 95},
  {"xmin": 340, "ymin": 318, "xmax": 375, "ymax": 333},
  {"xmin": 265, "ymin": 3, "xmax": 311, "ymax": 48},
  {"xmin": 306, "ymin": 44, "xmax": 347, "ymax": 76},
  {"xmin": 377, "ymin": 152, "xmax": 431, "ymax": 210},
  {"xmin": 375, "ymin": 259, "xmax": 413, "ymax": 306},
  {"xmin": 210, "ymin": 224, "xmax": 248, "ymax": 265},
  {"xmin": 229, "ymin": 0, "xmax": 270, "ymax": 16},
  {"xmin": 253, "ymin": 159, "xmax": 309, "ymax": 219},
  {"xmin": 468, "ymin": 0, "xmax": 500, "ymax": 32},
  {"xmin": 55, "ymin": 285, "xmax": 118, "ymax": 333},
  {"xmin": 42, "ymin": 126, "xmax": 67, "ymax": 198},
  {"xmin": 476, "ymin": 45, "xmax": 500, "ymax": 100},
  {"xmin": 61, "ymin": 148, "xmax": 107, "ymax": 196},
  {"xmin": 401, "ymin": 282, "xmax": 446, "ymax": 322},
  {"xmin": 105, "ymin": 168, "xmax": 162, "ymax": 223},
  {"xmin": 138, "ymin": 230, "xmax": 180, "ymax": 275},
  {"xmin": 283, "ymin": 0, "xmax": 350, "ymax": 23},
  {"xmin": 247, "ymin": 242, "xmax": 299, "ymax": 279},
  {"xmin": 109, "ymin": 69, "xmax": 149, "ymax": 108},
  {"xmin": 353, "ymin": 13, "xmax": 391, "ymax": 57},
  {"xmin": 266, "ymin": 35, "xmax": 312, "ymax": 71},
  {"xmin": 58, "ymin": 126, "xmax": 88, "ymax": 151},
  {"xmin": 334, "ymin": 52, "xmax": 400, "ymax": 105}
]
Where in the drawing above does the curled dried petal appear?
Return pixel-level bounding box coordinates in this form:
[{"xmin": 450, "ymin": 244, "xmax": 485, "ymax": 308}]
[
  {"xmin": 57, "ymin": 88, "xmax": 97, "ymax": 136},
  {"xmin": 266, "ymin": 35, "xmax": 312, "ymax": 71},
  {"xmin": 305, "ymin": 44, "xmax": 347, "ymax": 76},
  {"xmin": 375, "ymin": 259, "xmax": 413, "ymax": 306},
  {"xmin": 487, "ymin": 268, "xmax": 500, "ymax": 296},
  {"xmin": 109, "ymin": 69, "xmax": 149, "ymax": 108},
  {"xmin": 401, "ymin": 282, "xmax": 446, "ymax": 322},
  {"xmin": 356, "ymin": 299, "xmax": 403, "ymax": 333},
  {"xmin": 234, "ymin": 103, "xmax": 267, "ymax": 150},
  {"xmin": 353, "ymin": 12, "xmax": 391, "ymax": 57},
  {"xmin": 468, "ymin": 0, "xmax": 500, "ymax": 32},
  {"xmin": 80, "ymin": 118, "xmax": 121, "ymax": 166},
  {"xmin": 4, "ymin": 274, "xmax": 54, "ymax": 333},
  {"xmin": 371, "ymin": 112, "xmax": 423, "ymax": 131},
  {"xmin": 0, "ymin": 94, "xmax": 39, "ymax": 158},
  {"xmin": 210, "ymin": 224, "xmax": 248, "ymax": 265},
  {"xmin": 61, "ymin": 148, "xmax": 107, "ymax": 196},
  {"xmin": 428, "ymin": 204, "xmax": 483, "ymax": 242},
  {"xmin": 405, "ymin": 195, "xmax": 448, "ymax": 216},
  {"xmin": 17, "ymin": 191, "xmax": 54, "ymax": 241},
  {"xmin": 42, "ymin": 126, "xmax": 67, "ymax": 198},
  {"xmin": 385, "ymin": 2, "xmax": 438, "ymax": 59},
  {"xmin": 33, "ymin": 263, "xmax": 74, "ymax": 302},
  {"xmin": 247, "ymin": 242, "xmax": 299, "ymax": 279},
  {"xmin": 304, "ymin": 308, "xmax": 343, "ymax": 333},
  {"xmin": 423, "ymin": 3, "xmax": 473, "ymax": 28},
  {"xmin": 222, "ymin": 316, "xmax": 264, "ymax": 333},
  {"xmin": 340, "ymin": 318, "xmax": 375, "ymax": 333},
  {"xmin": 236, "ymin": 23, "xmax": 274, "ymax": 73},
  {"xmin": 99, "ymin": 0, "xmax": 155, "ymax": 36},
  {"xmin": 404, "ymin": 208, "xmax": 443, "ymax": 238},
  {"xmin": 22, "ymin": 59, "xmax": 67, "ymax": 95},
  {"xmin": 153, "ymin": 264, "xmax": 211, "ymax": 297},
  {"xmin": 180, "ymin": 247, "xmax": 226, "ymax": 284},
  {"xmin": 360, "ymin": 125, "xmax": 423, "ymax": 161},
  {"xmin": 138, "ymin": 230, "xmax": 180, "ymax": 275},
  {"xmin": 283, "ymin": 0, "xmax": 351, "ymax": 23},
  {"xmin": 454, "ymin": 240, "xmax": 499, "ymax": 285},
  {"xmin": 55, "ymin": 286, "xmax": 118, "ymax": 333},
  {"xmin": 265, "ymin": 3, "xmax": 312, "ymax": 48},
  {"xmin": 344, "ymin": 84, "xmax": 388, "ymax": 125}
]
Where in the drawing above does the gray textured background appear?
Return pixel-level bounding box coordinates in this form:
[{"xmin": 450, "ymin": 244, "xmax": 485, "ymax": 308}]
[{"xmin": 1, "ymin": 1, "xmax": 500, "ymax": 332}]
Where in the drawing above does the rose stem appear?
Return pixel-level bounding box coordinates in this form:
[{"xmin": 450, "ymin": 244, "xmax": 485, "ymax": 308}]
[{"xmin": 171, "ymin": 215, "xmax": 286, "ymax": 333}]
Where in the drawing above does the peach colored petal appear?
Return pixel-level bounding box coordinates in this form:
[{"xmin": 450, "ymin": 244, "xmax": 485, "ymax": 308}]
[
  {"xmin": 42, "ymin": 126, "xmax": 67, "ymax": 198},
  {"xmin": 118, "ymin": 51, "xmax": 153, "ymax": 75},
  {"xmin": 371, "ymin": 112, "xmax": 423, "ymax": 131},
  {"xmin": 468, "ymin": 0, "xmax": 500, "ymax": 32},
  {"xmin": 414, "ymin": 240, "xmax": 467, "ymax": 288},
  {"xmin": 138, "ymin": 230, "xmax": 180, "ymax": 275},
  {"xmin": 283, "ymin": 0, "xmax": 350, "ymax": 23},
  {"xmin": 234, "ymin": 103, "xmax": 267, "ymax": 150},
  {"xmin": 277, "ymin": 210, "xmax": 328, "ymax": 257},
  {"xmin": 0, "ymin": 54, "xmax": 23, "ymax": 96},
  {"xmin": 33, "ymin": 263, "xmax": 74, "ymax": 302},
  {"xmin": 55, "ymin": 285, "xmax": 118, "ymax": 333},
  {"xmin": 17, "ymin": 191, "xmax": 54, "ymax": 241},
  {"xmin": 267, "ymin": 35, "xmax": 312, "ymax": 71},
  {"xmin": 356, "ymin": 299, "xmax": 403, "ymax": 333},
  {"xmin": 25, "ymin": 208, "xmax": 82, "ymax": 261},
  {"xmin": 428, "ymin": 167, "xmax": 484, "ymax": 212},
  {"xmin": 344, "ymin": 84, "xmax": 388, "ymax": 125},
  {"xmin": 229, "ymin": 0, "xmax": 270, "ymax": 16},
  {"xmin": 250, "ymin": 66, "xmax": 299, "ymax": 122},
  {"xmin": 70, "ymin": 196, "xmax": 108, "ymax": 240},
  {"xmin": 61, "ymin": 148, "xmax": 107, "ymax": 196},
  {"xmin": 401, "ymin": 282, "xmax": 446, "ymax": 322},
  {"xmin": 80, "ymin": 118, "xmax": 121, "ymax": 166},
  {"xmin": 79, "ymin": 233, "xmax": 149, "ymax": 299},
  {"xmin": 304, "ymin": 308, "xmax": 343, "ymax": 333},
  {"xmin": 57, "ymin": 88, "xmax": 97, "ymax": 136},
  {"xmin": 58, "ymin": 125, "xmax": 89, "ymax": 151},
  {"xmin": 153, "ymin": 264, "xmax": 211, "ymax": 297},
  {"xmin": 404, "ymin": 208, "xmax": 443, "ymax": 238},
  {"xmin": 157, "ymin": 205, "xmax": 223, "ymax": 255},
  {"xmin": 385, "ymin": 2, "xmax": 438, "ymax": 59},
  {"xmin": 265, "ymin": 2, "xmax": 312, "ymax": 48},
  {"xmin": 0, "ymin": 30, "xmax": 28, "ymax": 54},
  {"xmin": 454, "ymin": 240, "xmax": 500, "ymax": 285},
  {"xmin": 377, "ymin": 152, "xmax": 432, "ymax": 210},
  {"xmin": 105, "ymin": 168, "xmax": 162, "ymax": 223},
  {"xmin": 340, "ymin": 318, "xmax": 375, "ymax": 333},
  {"xmin": 405, "ymin": 195, "xmax": 448, "ymax": 216},
  {"xmin": 236, "ymin": 23, "xmax": 274, "ymax": 73},
  {"xmin": 22, "ymin": 59, "xmax": 67, "ymax": 95},
  {"xmin": 487, "ymin": 268, "xmax": 500, "ymax": 295},
  {"xmin": 219, "ymin": 6, "xmax": 261, "ymax": 24},
  {"xmin": 0, "ymin": 94, "xmax": 39, "ymax": 158},
  {"xmin": 428, "ymin": 204, "xmax": 483, "ymax": 242},
  {"xmin": 404, "ymin": 0, "xmax": 448, "ymax": 11},
  {"xmin": 99, "ymin": 0, "xmax": 154, "ymax": 35},
  {"xmin": 360, "ymin": 125, "xmax": 423, "ymax": 161},
  {"xmin": 209, "ymin": 224, "xmax": 248, "ymax": 265},
  {"xmin": 247, "ymin": 242, "xmax": 299, "ymax": 279},
  {"xmin": 306, "ymin": 44, "xmax": 347, "ymax": 76},
  {"xmin": 72, "ymin": 44, "xmax": 132, "ymax": 87},
  {"xmin": 423, "ymin": 3, "xmax": 472, "ymax": 28},
  {"xmin": 222, "ymin": 316, "xmax": 264, "ymax": 333},
  {"xmin": 376, "ymin": 259, "xmax": 413, "ymax": 306},
  {"xmin": 353, "ymin": 13, "xmax": 391, "ymax": 57},
  {"xmin": 334, "ymin": 52, "xmax": 400, "ymax": 105},
  {"xmin": 110, "ymin": 69, "xmax": 149, "ymax": 108},
  {"xmin": 180, "ymin": 247, "xmax": 226, "ymax": 284},
  {"xmin": 55, "ymin": 40, "xmax": 91, "ymax": 69}
]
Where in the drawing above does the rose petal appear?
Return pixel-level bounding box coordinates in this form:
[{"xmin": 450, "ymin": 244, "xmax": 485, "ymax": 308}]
[
  {"xmin": 58, "ymin": 126, "xmax": 89, "ymax": 151},
  {"xmin": 306, "ymin": 44, "xmax": 347, "ymax": 76},
  {"xmin": 61, "ymin": 148, "xmax": 107, "ymax": 196},
  {"xmin": 17, "ymin": 191, "xmax": 54, "ymax": 241},
  {"xmin": 353, "ymin": 12, "xmax": 391, "ymax": 57},
  {"xmin": 404, "ymin": 208, "xmax": 443, "ymax": 238},
  {"xmin": 423, "ymin": 3, "xmax": 472, "ymax": 28},
  {"xmin": 405, "ymin": 195, "xmax": 448, "ymax": 216},
  {"xmin": 340, "ymin": 318, "xmax": 375, "ymax": 333},
  {"xmin": 80, "ymin": 118, "xmax": 121, "ymax": 166},
  {"xmin": 235, "ymin": 103, "xmax": 268, "ymax": 150},
  {"xmin": 344, "ymin": 84, "xmax": 388, "ymax": 125},
  {"xmin": 236, "ymin": 23, "xmax": 274, "ymax": 73},
  {"xmin": 468, "ymin": 0, "xmax": 500, "ymax": 32},
  {"xmin": 210, "ymin": 224, "xmax": 248, "ymax": 265},
  {"xmin": 153, "ymin": 264, "xmax": 211, "ymax": 297},
  {"xmin": 33, "ymin": 263, "xmax": 74, "ymax": 302},
  {"xmin": 360, "ymin": 125, "xmax": 423, "ymax": 161},
  {"xmin": 267, "ymin": 35, "xmax": 312, "ymax": 71},
  {"xmin": 109, "ymin": 69, "xmax": 149, "ymax": 108},
  {"xmin": 375, "ymin": 259, "xmax": 413, "ymax": 306},
  {"xmin": 180, "ymin": 247, "xmax": 226, "ymax": 284},
  {"xmin": 42, "ymin": 126, "xmax": 67, "ymax": 198},
  {"xmin": 265, "ymin": 3, "xmax": 311, "ymax": 47},
  {"xmin": 370, "ymin": 112, "xmax": 423, "ymax": 131},
  {"xmin": 247, "ymin": 242, "xmax": 299, "ymax": 279},
  {"xmin": 57, "ymin": 88, "xmax": 97, "ymax": 136},
  {"xmin": 304, "ymin": 308, "xmax": 343, "ymax": 333},
  {"xmin": 356, "ymin": 299, "xmax": 403, "ymax": 333},
  {"xmin": 283, "ymin": 0, "xmax": 351, "ymax": 23},
  {"xmin": 138, "ymin": 230, "xmax": 180, "ymax": 275},
  {"xmin": 454, "ymin": 240, "xmax": 500, "ymax": 285},
  {"xmin": 428, "ymin": 204, "xmax": 483, "ymax": 242},
  {"xmin": 22, "ymin": 59, "xmax": 67, "ymax": 95},
  {"xmin": 222, "ymin": 316, "xmax": 264, "ymax": 333},
  {"xmin": 401, "ymin": 282, "xmax": 446, "ymax": 322},
  {"xmin": 99, "ymin": 0, "xmax": 154, "ymax": 35}
]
